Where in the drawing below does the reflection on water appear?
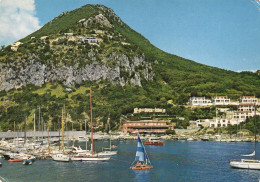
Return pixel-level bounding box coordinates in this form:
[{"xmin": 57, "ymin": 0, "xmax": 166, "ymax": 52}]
[
  {"xmin": 1, "ymin": 140, "xmax": 260, "ymax": 182},
  {"xmin": 134, "ymin": 170, "xmax": 152, "ymax": 182}
]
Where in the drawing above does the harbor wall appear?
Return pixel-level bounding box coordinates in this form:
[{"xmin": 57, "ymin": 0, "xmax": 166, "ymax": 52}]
[{"xmin": 0, "ymin": 131, "xmax": 86, "ymax": 139}]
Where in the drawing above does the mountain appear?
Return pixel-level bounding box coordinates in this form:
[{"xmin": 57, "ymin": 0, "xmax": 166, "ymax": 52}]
[{"xmin": 0, "ymin": 4, "xmax": 259, "ymax": 131}]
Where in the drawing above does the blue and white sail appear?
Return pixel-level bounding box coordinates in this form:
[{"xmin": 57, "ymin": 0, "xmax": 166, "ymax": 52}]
[{"xmin": 135, "ymin": 134, "xmax": 147, "ymax": 162}]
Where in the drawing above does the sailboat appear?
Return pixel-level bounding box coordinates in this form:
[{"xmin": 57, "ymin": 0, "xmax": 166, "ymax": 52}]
[
  {"xmin": 71, "ymin": 87, "xmax": 110, "ymax": 161},
  {"xmin": 52, "ymin": 107, "xmax": 70, "ymax": 162},
  {"xmin": 130, "ymin": 133, "xmax": 153, "ymax": 170},
  {"xmin": 98, "ymin": 121, "xmax": 117, "ymax": 156},
  {"xmin": 230, "ymin": 104, "xmax": 260, "ymax": 169}
]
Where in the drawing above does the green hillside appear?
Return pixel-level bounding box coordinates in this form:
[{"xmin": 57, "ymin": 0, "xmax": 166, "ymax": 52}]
[{"xmin": 0, "ymin": 4, "xmax": 259, "ymax": 132}]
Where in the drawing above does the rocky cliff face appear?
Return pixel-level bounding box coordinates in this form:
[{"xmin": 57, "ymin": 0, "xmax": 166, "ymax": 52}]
[{"xmin": 0, "ymin": 52, "xmax": 154, "ymax": 91}]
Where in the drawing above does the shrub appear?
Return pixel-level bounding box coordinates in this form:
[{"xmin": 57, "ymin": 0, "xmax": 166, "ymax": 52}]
[{"xmin": 166, "ymin": 129, "xmax": 175, "ymax": 135}]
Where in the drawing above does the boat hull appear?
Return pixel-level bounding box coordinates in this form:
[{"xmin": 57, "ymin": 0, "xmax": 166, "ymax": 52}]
[
  {"xmin": 130, "ymin": 165, "xmax": 153, "ymax": 170},
  {"xmin": 3, "ymin": 154, "xmax": 11, "ymax": 160},
  {"xmin": 8, "ymin": 158, "xmax": 23, "ymax": 162},
  {"xmin": 98, "ymin": 151, "xmax": 117, "ymax": 156},
  {"xmin": 145, "ymin": 141, "xmax": 164, "ymax": 145},
  {"xmin": 230, "ymin": 160, "xmax": 260, "ymax": 170},
  {"xmin": 23, "ymin": 159, "xmax": 32, "ymax": 165},
  {"xmin": 52, "ymin": 154, "xmax": 70, "ymax": 162},
  {"xmin": 71, "ymin": 156, "xmax": 110, "ymax": 161}
]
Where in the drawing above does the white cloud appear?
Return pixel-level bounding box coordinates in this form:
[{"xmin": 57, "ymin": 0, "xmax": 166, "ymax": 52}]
[{"xmin": 0, "ymin": 0, "xmax": 41, "ymax": 46}]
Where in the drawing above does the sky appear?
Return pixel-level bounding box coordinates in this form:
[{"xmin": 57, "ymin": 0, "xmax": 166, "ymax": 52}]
[{"xmin": 0, "ymin": 0, "xmax": 259, "ymax": 71}]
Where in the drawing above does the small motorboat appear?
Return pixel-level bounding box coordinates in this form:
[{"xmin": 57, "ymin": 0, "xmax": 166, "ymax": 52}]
[
  {"xmin": 71, "ymin": 153, "xmax": 110, "ymax": 161},
  {"xmin": 8, "ymin": 158, "xmax": 23, "ymax": 162},
  {"xmin": 145, "ymin": 137, "xmax": 164, "ymax": 146},
  {"xmin": 98, "ymin": 148, "xmax": 117, "ymax": 156},
  {"xmin": 111, "ymin": 145, "xmax": 117, "ymax": 149},
  {"xmin": 23, "ymin": 159, "xmax": 32, "ymax": 165},
  {"xmin": 52, "ymin": 153, "xmax": 70, "ymax": 162}
]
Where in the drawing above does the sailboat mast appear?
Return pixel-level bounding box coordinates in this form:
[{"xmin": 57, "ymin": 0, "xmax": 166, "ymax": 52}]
[
  {"xmin": 61, "ymin": 107, "xmax": 65, "ymax": 152},
  {"xmin": 48, "ymin": 123, "xmax": 50, "ymax": 154},
  {"xmin": 14, "ymin": 121, "xmax": 16, "ymax": 149},
  {"xmin": 90, "ymin": 87, "xmax": 93, "ymax": 154},
  {"xmin": 85, "ymin": 119, "xmax": 88, "ymax": 151},
  {"xmin": 24, "ymin": 116, "xmax": 27, "ymax": 144},
  {"xmin": 254, "ymin": 103, "xmax": 257, "ymax": 160},
  {"xmin": 34, "ymin": 112, "xmax": 36, "ymax": 143},
  {"xmin": 38, "ymin": 106, "xmax": 40, "ymax": 141},
  {"xmin": 109, "ymin": 123, "xmax": 111, "ymax": 150}
]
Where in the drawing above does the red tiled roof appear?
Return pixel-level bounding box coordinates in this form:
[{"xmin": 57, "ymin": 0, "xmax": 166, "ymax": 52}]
[{"xmin": 239, "ymin": 103, "xmax": 255, "ymax": 106}]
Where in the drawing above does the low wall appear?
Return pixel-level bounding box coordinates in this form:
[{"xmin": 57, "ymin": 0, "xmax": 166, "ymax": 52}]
[{"xmin": 0, "ymin": 131, "xmax": 86, "ymax": 139}]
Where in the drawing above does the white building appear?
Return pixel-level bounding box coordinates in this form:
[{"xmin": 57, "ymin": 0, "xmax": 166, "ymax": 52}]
[
  {"xmin": 212, "ymin": 96, "xmax": 230, "ymax": 105},
  {"xmin": 133, "ymin": 108, "xmax": 166, "ymax": 114},
  {"xmin": 81, "ymin": 37, "xmax": 98, "ymax": 44},
  {"xmin": 40, "ymin": 36, "xmax": 49, "ymax": 40},
  {"xmin": 239, "ymin": 96, "xmax": 258, "ymax": 104},
  {"xmin": 233, "ymin": 111, "xmax": 255, "ymax": 122},
  {"xmin": 238, "ymin": 103, "xmax": 256, "ymax": 112},
  {"xmin": 210, "ymin": 119, "xmax": 231, "ymax": 128},
  {"xmin": 189, "ymin": 97, "xmax": 212, "ymax": 106},
  {"xmin": 11, "ymin": 42, "xmax": 23, "ymax": 51}
]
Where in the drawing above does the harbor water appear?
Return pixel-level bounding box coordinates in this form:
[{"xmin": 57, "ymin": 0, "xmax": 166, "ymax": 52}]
[{"xmin": 1, "ymin": 140, "xmax": 260, "ymax": 182}]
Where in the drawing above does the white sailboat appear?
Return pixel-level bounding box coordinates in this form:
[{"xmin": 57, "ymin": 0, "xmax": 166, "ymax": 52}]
[
  {"xmin": 230, "ymin": 105, "xmax": 260, "ymax": 169},
  {"xmin": 52, "ymin": 107, "xmax": 70, "ymax": 162},
  {"xmin": 98, "ymin": 121, "xmax": 117, "ymax": 156},
  {"xmin": 71, "ymin": 87, "xmax": 110, "ymax": 161}
]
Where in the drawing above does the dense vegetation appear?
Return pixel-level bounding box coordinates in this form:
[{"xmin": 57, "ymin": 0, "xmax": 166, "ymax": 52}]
[{"xmin": 0, "ymin": 4, "xmax": 259, "ymax": 132}]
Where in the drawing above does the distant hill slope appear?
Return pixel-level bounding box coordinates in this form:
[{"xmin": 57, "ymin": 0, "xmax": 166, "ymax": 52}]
[{"xmin": 0, "ymin": 4, "xmax": 259, "ymax": 131}]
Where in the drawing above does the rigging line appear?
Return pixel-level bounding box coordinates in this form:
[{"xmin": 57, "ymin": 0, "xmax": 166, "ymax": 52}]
[{"xmin": 0, "ymin": 176, "xmax": 9, "ymax": 182}]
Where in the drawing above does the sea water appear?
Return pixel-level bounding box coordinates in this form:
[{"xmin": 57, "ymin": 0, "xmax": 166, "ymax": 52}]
[{"xmin": 0, "ymin": 140, "xmax": 260, "ymax": 182}]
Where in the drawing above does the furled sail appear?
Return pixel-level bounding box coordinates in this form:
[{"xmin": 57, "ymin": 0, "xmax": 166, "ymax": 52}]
[
  {"xmin": 135, "ymin": 134, "xmax": 146, "ymax": 162},
  {"xmin": 241, "ymin": 150, "xmax": 255, "ymax": 156}
]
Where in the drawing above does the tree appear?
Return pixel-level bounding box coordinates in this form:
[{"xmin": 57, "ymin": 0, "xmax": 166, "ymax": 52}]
[{"xmin": 166, "ymin": 129, "xmax": 175, "ymax": 135}]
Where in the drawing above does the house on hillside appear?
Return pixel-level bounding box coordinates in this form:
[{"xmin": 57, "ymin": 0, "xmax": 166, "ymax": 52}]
[
  {"xmin": 211, "ymin": 96, "xmax": 230, "ymax": 105},
  {"xmin": 11, "ymin": 42, "xmax": 23, "ymax": 51},
  {"xmin": 80, "ymin": 37, "xmax": 98, "ymax": 44},
  {"xmin": 189, "ymin": 97, "xmax": 212, "ymax": 106},
  {"xmin": 133, "ymin": 108, "xmax": 166, "ymax": 114},
  {"xmin": 40, "ymin": 36, "xmax": 49, "ymax": 40},
  {"xmin": 239, "ymin": 96, "xmax": 258, "ymax": 104}
]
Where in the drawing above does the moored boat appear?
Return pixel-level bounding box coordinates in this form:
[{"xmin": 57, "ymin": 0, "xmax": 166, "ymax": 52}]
[
  {"xmin": 52, "ymin": 153, "xmax": 70, "ymax": 162},
  {"xmin": 71, "ymin": 153, "xmax": 110, "ymax": 161},
  {"xmin": 98, "ymin": 148, "xmax": 117, "ymax": 156},
  {"xmin": 23, "ymin": 158, "xmax": 32, "ymax": 165},
  {"xmin": 8, "ymin": 158, "xmax": 23, "ymax": 162},
  {"xmin": 145, "ymin": 137, "xmax": 164, "ymax": 145},
  {"xmin": 52, "ymin": 107, "xmax": 70, "ymax": 162},
  {"xmin": 230, "ymin": 105, "xmax": 260, "ymax": 170},
  {"xmin": 230, "ymin": 159, "xmax": 260, "ymax": 169}
]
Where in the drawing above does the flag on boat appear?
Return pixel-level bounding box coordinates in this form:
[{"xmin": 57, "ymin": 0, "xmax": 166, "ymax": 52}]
[
  {"xmin": 135, "ymin": 134, "xmax": 146, "ymax": 162},
  {"xmin": 241, "ymin": 150, "xmax": 255, "ymax": 157}
]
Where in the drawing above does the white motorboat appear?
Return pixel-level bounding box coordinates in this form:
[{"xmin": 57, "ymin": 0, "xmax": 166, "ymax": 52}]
[
  {"xmin": 230, "ymin": 105, "xmax": 259, "ymax": 170},
  {"xmin": 72, "ymin": 146, "xmax": 90, "ymax": 155},
  {"xmin": 52, "ymin": 153, "xmax": 70, "ymax": 162},
  {"xmin": 71, "ymin": 153, "xmax": 110, "ymax": 161},
  {"xmin": 230, "ymin": 159, "xmax": 260, "ymax": 170},
  {"xmin": 98, "ymin": 148, "xmax": 117, "ymax": 156}
]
